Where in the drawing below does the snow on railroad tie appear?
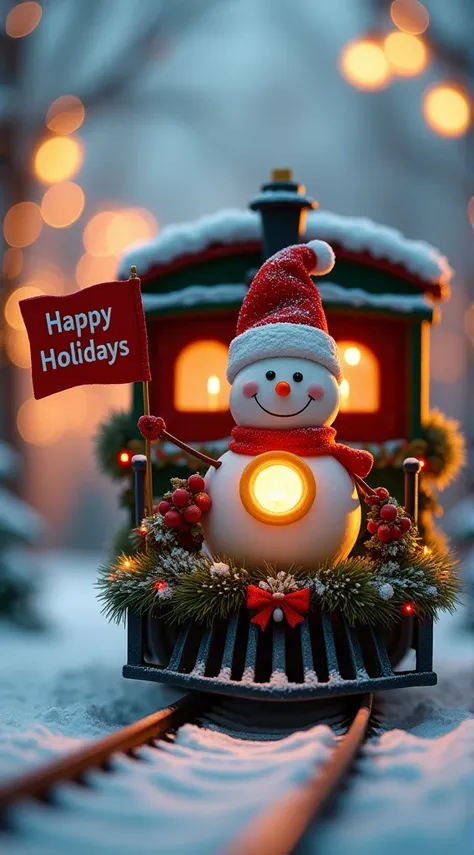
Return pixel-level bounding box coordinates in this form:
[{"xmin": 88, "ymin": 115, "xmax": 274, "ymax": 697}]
[{"xmin": 7, "ymin": 723, "xmax": 335, "ymax": 855}]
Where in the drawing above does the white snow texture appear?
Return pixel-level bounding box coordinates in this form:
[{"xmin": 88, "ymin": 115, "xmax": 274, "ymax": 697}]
[
  {"xmin": 0, "ymin": 552, "xmax": 472, "ymax": 855},
  {"xmin": 119, "ymin": 208, "xmax": 452, "ymax": 287}
]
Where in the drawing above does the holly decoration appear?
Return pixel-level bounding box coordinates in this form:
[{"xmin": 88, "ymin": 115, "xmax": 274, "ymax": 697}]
[
  {"xmin": 365, "ymin": 487, "xmax": 412, "ymax": 545},
  {"xmin": 157, "ymin": 473, "xmax": 212, "ymax": 549}
]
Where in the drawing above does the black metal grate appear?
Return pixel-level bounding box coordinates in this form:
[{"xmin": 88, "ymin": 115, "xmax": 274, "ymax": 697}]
[{"xmin": 124, "ymin": 608, "xmax": 437, "ymax": 700}]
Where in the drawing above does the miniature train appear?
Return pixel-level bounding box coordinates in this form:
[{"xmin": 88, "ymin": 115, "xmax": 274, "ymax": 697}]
[{"xmin": 101, "ymin": 170, "xmax": 458, "ymax": 702}]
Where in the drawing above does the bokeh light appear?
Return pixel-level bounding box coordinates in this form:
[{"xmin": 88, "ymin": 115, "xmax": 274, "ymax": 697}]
[
  {"xmin": 384, "ymin": 32, "xmax": 428, "ymax": 77},
  {"xmin": 340, "ymin": 39, "xmax": 391, "ymax": 91},
  {"xmin": 17, "ymin": 397, "xmax": 65, "ymax": 445},
  {"xmin": 4, "ymin": 283, "xmax": 45, "ymax": 330},
  {"xmin": 390, "ymin": 0, "xmax": 429, "ymax": 35},
  {"xmin": 46, "ymin": 96, "xmax": 85, "ymax": 135},
  {"xmin": 41, "ymin": 182, "xmax": 85, "ymax": 228},
  {"xmin": 423, "ymin": 85, "xmax": 471, "ymax": 137},
  {"xmin": 34, "ymin": 136, "xmax": 83, "ymax": 183},
  {"xmin": 3, "ymin": 247, "xmax": 23, "ymax": 279},
  {"xmin": 5, "ymin": 1, "xmax": 42, "ymax": 38},
  {"xmin": 5, "ymin": 327, "xmax": 31, "ymax": 369},
  {"xmin": 75, "ymin": 253, "xmax": 118, "ymax": 289},
  {"xmin": 83, "ymin": 208, "xmax": 158, "ymax": 257},
  {"xmin": 3, "ymin": 201, "xmax": 43, "ymax": 247}
]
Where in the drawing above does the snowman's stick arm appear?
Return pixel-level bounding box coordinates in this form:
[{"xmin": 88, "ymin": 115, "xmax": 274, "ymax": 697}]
[
  {"xmin": 160, "ymin": 428, "xmax": 222, "ymax": 469},
  {"xmin": 352, "ymin": 473, "xmax": 376, "ymax": 497}
]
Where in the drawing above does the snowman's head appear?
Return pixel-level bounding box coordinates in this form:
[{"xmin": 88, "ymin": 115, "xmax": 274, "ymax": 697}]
[{"xmin": 230, "ymin": 356, "xmax": 340, "ymax": 429}]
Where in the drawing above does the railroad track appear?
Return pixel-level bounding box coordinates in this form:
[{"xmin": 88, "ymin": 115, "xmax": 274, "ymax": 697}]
[{"xmin": 0, "ymin": 691, "xmax": 373, "ymax": 854}]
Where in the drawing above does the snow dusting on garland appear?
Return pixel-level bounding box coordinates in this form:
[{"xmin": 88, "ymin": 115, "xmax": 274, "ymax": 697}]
[{"xmin": 97, "ymin": 477, "xmax": 460, "ymax": 630}]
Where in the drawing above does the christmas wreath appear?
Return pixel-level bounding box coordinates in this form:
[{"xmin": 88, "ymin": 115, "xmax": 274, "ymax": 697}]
[{"xmin": 97, "ymin": 476, "xmax": 461, "ymax": 631}]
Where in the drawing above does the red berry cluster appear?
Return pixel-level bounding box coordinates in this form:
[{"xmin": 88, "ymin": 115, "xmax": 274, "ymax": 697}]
[
  {"xmin": 365, "ymin": 487, "xmax": 411, "ymax": 544},
  {"xmin": 157, "ymin": 473, "xmax": 212, "ymax": 550}
]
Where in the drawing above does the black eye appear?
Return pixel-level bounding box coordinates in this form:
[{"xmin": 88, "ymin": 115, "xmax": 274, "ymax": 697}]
[
  {"xmin": 293, "ymin": 372, "xmax": 303, "ymax": 382},
  {"xmin": 265, "ymin": 370, "xmax": 276, "ymax": 380}
]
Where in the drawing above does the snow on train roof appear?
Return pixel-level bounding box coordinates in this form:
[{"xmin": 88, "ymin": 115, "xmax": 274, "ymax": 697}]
[{"xmin": 119, "ymin": 208, "xmax": 452, "ymax": 288}]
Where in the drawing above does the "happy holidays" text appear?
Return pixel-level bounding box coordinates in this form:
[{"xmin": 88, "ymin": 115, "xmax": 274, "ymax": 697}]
[{"xmin": 40, "ymin": 307, "xmax": 130, "ymax": 371}]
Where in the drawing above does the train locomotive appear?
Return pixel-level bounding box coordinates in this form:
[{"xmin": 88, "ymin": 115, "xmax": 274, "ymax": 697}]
[{"xmin": 101, "ymin": 170, "xmax": 459, "ymax": 703}]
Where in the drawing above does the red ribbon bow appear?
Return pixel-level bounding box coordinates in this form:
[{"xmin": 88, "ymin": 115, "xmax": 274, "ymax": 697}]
[{"xmin": 246, "ymin": 585, "xmax": 310, "ymax": 631}]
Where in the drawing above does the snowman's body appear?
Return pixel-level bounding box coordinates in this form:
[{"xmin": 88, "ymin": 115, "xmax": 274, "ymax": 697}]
[{"xmin": 202, "ymin": 356, "xmax": 362, "ymax": 569}]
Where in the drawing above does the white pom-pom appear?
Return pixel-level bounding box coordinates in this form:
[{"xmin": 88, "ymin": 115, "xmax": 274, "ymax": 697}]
[{"xmin": 307, "ymin": 239, "xmax": 335, "ymax": 275}]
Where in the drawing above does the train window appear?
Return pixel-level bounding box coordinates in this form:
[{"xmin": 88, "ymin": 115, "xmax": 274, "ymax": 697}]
[
  {"xmin": 337, "ymin": 341, "xmax": 380, "ymax": 413},
  {"xmin": 174, "ymin": 339, "xmax": 230, "ymax": 412}
]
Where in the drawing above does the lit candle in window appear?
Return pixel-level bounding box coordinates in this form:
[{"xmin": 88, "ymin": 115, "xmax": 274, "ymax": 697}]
[{"xmin": 207, "ymin": 375, "xmax": 221, "ymax": 411}]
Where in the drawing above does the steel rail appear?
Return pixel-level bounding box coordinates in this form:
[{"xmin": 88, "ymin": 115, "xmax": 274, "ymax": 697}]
[
  {"xmin": 0, "ymin": 692, "xmax": 208, "ymax": 823},
  {"xmin": 221, "ymin": 693, "xmax": 373, "ymax": 855}
]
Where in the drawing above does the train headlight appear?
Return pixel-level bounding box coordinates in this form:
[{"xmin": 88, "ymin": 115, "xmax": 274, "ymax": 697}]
[{"xmin": 239, "ymin": 451, "xmax": 316, "ymax": 525}]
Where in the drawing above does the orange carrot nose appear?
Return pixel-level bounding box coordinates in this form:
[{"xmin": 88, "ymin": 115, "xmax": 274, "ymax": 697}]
[{"xmin": 275, "ymin": 381, "xmax": 291, "ymax": 397}]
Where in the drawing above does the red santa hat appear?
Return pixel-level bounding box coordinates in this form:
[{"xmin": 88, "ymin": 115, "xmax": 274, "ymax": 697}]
[{"xmin": 227, "ymin": 241, "xmax": 341, "ymax": 383}]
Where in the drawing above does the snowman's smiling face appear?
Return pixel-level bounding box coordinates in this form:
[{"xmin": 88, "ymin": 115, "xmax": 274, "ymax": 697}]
[{"xmin": 230, "ymin": 357, "xmax": 340, "ymax": 429}]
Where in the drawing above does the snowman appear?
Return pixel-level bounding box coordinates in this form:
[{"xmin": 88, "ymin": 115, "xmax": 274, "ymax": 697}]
[{"xmin": 201, "ymin": 241, "xmax": 374, "ymax": 571}]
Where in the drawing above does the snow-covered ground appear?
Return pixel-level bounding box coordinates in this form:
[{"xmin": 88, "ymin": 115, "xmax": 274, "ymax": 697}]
[{"xmin": 0, "ymin": 552, "xmax": 473, "ymax": 854}]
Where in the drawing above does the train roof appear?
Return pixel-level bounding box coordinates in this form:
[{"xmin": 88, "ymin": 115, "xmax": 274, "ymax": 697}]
[{"xmin": 119, "ymin": 208, "xmax": 452, "ymax": 300}]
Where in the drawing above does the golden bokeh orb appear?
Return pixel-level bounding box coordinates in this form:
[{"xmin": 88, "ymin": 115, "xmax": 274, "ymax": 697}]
[
  {"xmin": 41, "ymin": 182, "xmax": 85, "ymax": 228},
  {"xmin": 6, "ymin": 1, "xmax": 42, "ymax": 38},
  {"xmin": 390, "ymin": 0, "xmax": 429, "ymax": 35},
  {"xmin": 384, "ymin": 32, "xmax": 428, "ymax": 77},
  {"xmin": 34, "ymin": 136, "xmax": 83, "ymax": 184},
  {"xmin": 340, "ymin": 39, "xmax": 391, "ymax": 91},
  {"xmin": 3, "ymin": 202, "xmax": 43, "ymax": 247},
  {"xmin": 46, "ymin": 96, "xmax": 85, "ymax": 135},
  {"xmin": 423, "ymin": 85, "xmax": 471, "ymax": 137}
]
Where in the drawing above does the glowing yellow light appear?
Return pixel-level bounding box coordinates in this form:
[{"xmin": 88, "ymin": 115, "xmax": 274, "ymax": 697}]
[
  {"xmin": 75, "ymin": 253, "xmax": 118, "ymax": 289},
  {"xmin": 3, "ymin": 202, "xmax": 43, "ymax": 248},
  {"xmin": 5, "ymin": 327, "xmax": 31, "ymax": 368},
  {"xmin": 343, "ymin": 346, "xmax": 361, "ymax": 366},
  {"xmin": 4, "ymin": 284, "xmax": 45, "ymax": 330},
  {"xmin": 6, "ymin": 1, "xmax": 42, "ymax": 38},
  {"xmin": 390, "ymin": 0, "xmax": 429, "ymax": 35},
  {"xmin": 384, "ymin": 32, "xmax": 428, "ymax": 77},
  {"xmin": 41, "ymin": 182, "xmax": 85, "ymax": 228},
  {"xmin": 34, "ymin": 136, "xmax": 83, "ymax": 184},
  {"xmin": 339, "ymin": 39, "xmax": 391, "ymax": 91},
  {"xmin": 340, "ymin": 378, "xmax": 350, "ymax": 399},
  {"xmin": 17, "ymin": 397, "xmax": 65, "ymax": 445},
  {"xmin": 119, "ymin": 452, "xmax": 130, "ymax": 464},
  {"xmin": 123, "ymin": 559, "xmax": 132, "ymax": 569},
  {"xmin": 423, "ymin": 544, "xmax": 431, "ymax": 555},
  {"xmin": 3, "ymin": 248, "xmax": 23, "ymax": 279},
  {"xmin": 175, "ymin": 340, "xmax": 230, "ymax": 412},
  {"xmin": 105, "ymin": 208, "xmax": 158, "ymax": 256},
  {"xmin": 423, "ymin": 85, "xmax": 471, "ymax": 138},
  {"xmin": 240, "ymin": 451, "xmax": 316, "ymax": 525},
  {"xmin": 46, "ymin": 96, "xmax": 85, "ymax": 135}
]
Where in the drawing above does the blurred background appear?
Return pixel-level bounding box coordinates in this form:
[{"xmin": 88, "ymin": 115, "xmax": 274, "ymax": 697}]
[{"xmin": 0, "ymin": 0, "xmax": 472, "ymax": 565}]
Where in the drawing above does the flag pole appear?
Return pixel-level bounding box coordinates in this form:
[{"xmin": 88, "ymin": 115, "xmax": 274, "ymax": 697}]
[{"xmin": 130, "ymin": 265, "xmax": 154, "ymax": 518}]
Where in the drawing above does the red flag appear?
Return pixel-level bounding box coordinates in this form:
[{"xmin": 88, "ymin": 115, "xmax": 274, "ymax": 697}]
[{"xmin": 20, "ymin": 279, "xmax": 151, "ymax": 400}]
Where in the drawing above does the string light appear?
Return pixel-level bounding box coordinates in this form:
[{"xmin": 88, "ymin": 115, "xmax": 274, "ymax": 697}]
[
  {"xmin": 117, "ymin": 449, "xmax": 132, "ymax": 467},
  {"xmin": 46, "ymin": 96, "xmax": 85, "ymax": 135},
  {"xmin": 41, "ymin": 182, "xmax": 85, "ymax": 228},
  {"xmin": 4, "ymin": 283, "xmax": 45, "ymax": 330},
  {"xmin": 390, "ymin": 0, "xmax": 429, "ymax": 35},
  {"xmin": 154, "ymin": 580, "xmax": 167, "ymax": 591},
  {"xmin": 339, "ymin": 38, "xmax": 391, "ymax": 91},
  {"xmin": 5, "ymin": 1, "xmax": 42, "ymax": 38},
  {"xmin": 423, "ymin": 84, "xmax": 471, "ymax": 137},
  {"xmin": 343, "ymin": 346, "xmax": 361, "ymax": 366},
  {"xmin": 403, "ymin": 602, "xmax": 415, "ymax": 614},
  {"xmin": 2, "ymin": 248, "xmax": 23, "ymax": 279},
  {"xmin": 384, "ymin": 32, "xmax": 428, "ymax": 77},
  {"xmin": 34, "ymin": 136, "xmax": 83, "ymax": 183},
  {"xmin": 3, "ymin": 202, "xmax": 43, "ymax": 247}
]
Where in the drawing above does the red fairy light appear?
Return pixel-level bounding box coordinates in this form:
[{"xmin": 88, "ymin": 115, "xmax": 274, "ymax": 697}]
[
  {"xmin": 138, "ymin": 525, "xmax": 147, "ymax": 535},
  {"xmin": 117, "ymin": 449, "xmax": 132, "ymax": 468},
  {"xmin": 154, "ymin": 580, "xmax": 167, "ymax": 592},
  {"xmin": 403, "ymin": 602, "xmax": 415, "ymax": 614},
  {"xmin": 419, "ymin": 458, "xmax": 426, "ymax": 469}
]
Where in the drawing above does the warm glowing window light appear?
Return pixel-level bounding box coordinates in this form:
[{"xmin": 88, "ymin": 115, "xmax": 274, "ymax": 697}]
[
  {"xmin": 384, "ymin": 32, "xmax": 428, "ymax": 77},
  {"xmin": 174, "ymin": 340, "xmax": 230, "ymax": 412},
  {"xmin": 423, "ymin": 85, "xmax": 471, "ymax": 138},
  {"xmin": 46, "ymin": 96, "xmax": 85, "ymax": 135},
  {"xmin": 6, "ymin": 1, "xmax": 42, "ymax": 38},
  {"xmin": 339, "ymin": 39, "xmax": 391, "ymax": 91},
  {"xmin": 240, "ymin": 451, "xmax": 316, "ymax": 526},
  {"xmin": 390, "ymin": 0, "xmax": 429, "ymax": 35},
  {"xmin": 34, "ymin": 136, "xmax": 83, "ymax": 183},
  {"xmin": 337, "ymin": 341, "xmax": 380, "ymax": 413}
]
